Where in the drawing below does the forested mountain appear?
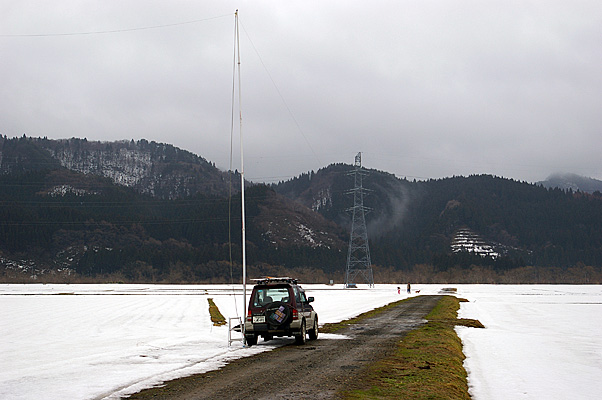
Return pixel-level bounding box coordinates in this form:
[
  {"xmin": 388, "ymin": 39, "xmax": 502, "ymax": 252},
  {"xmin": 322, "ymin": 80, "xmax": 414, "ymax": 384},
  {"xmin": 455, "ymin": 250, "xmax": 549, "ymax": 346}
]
[
  {"xmin": 539, "ymin": 173, "xmax": 602, "ymax": 194},
  {"xmin": 0, "ymin": 136, "xmax": 346, "ymax": 282},
  {"xmin": 274, "ymin": 167, "xmax": 602, "ymax": 273},
  {"xmin": 1, "ymin": 136, "xmax": 602, "ymax": 283},
  {"xmin": 0, "ymin": 135, "xmax": 232, "ymax": 199}
]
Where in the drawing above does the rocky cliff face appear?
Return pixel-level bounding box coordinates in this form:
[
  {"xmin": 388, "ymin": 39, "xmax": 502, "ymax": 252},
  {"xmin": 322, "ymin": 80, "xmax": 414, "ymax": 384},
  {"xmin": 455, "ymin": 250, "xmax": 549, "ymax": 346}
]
[
  {"xmin": 42, "ymin": 138, "xmax": 234, "ymax": 199},
  {"xmin": 0, "ymin": 137, "xmax": 233, "ymax": 199},
  {"xmin": 47, "ymin": 143, "xmax": 153, "ymax": 188},
  {"xmin": 256, "ymin": 189, "xmax": 346, "ymax": 250}
]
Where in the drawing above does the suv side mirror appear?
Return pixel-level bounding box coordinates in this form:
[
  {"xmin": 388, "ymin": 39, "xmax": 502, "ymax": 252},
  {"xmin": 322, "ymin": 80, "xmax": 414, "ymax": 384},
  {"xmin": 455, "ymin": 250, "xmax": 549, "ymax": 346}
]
[{"xmin": 307, "ymin": 296, "xmax": 314, "ymax": 303}]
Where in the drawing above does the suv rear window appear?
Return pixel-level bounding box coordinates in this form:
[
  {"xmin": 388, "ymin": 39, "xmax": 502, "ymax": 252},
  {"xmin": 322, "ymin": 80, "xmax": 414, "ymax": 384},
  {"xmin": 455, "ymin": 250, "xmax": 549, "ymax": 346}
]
[{"xmin": 252, "ymin": 287, "xmax": 291, "ymax": 307}]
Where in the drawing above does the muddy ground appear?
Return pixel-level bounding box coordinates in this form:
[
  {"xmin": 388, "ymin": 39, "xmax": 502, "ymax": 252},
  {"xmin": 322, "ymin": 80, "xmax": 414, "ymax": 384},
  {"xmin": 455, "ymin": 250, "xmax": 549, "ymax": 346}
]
[{"xmin": 128, "ymin": 295, "xmax": 441, "ymax": 400}]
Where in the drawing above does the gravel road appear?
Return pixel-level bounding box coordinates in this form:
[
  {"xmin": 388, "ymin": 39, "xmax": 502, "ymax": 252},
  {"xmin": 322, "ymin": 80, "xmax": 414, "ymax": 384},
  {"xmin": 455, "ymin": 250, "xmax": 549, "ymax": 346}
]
[{"xmin": 129, "ymin": 295, "xmax": 441, "ymax": 400}]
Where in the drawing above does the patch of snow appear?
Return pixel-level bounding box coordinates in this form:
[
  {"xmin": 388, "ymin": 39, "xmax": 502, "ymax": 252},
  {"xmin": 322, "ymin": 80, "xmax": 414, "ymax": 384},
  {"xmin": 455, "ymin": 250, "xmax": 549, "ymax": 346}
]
[
  {"xmin": 46, "ymin": 185, "xmax": 98, "ymax": 197},
  {"xmin": 311, "ymin": 188, "xmax": 332, "ymax": 212},
  {"xmin": 297, "ymin": 223, "xmax": 317, "ymax": 246},
  {"xmin": 451, "ymin": 228, "xmax": 500, "ymax": 258}
]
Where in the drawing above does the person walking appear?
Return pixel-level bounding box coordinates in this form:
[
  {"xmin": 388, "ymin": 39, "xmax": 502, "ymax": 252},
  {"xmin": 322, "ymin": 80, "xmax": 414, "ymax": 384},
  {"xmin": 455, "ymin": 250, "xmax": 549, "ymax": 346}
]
[{"xmin": 407, "ymin": 283, "xmax": 411, "ymax": 294}]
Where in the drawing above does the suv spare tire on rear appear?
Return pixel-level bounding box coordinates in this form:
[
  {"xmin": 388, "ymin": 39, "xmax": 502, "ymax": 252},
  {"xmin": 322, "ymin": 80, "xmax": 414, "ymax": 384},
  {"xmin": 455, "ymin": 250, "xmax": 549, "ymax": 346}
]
[{"xmin": 264, "ymin": 301, "xmax": 292, "ymax": 327}]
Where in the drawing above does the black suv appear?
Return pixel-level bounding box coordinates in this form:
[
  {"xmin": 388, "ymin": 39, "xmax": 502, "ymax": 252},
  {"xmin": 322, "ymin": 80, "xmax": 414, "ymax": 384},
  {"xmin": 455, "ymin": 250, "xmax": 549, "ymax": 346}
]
[{"xmin": 244, "ymin": 277, "xmax": 318, "ymax": 346}]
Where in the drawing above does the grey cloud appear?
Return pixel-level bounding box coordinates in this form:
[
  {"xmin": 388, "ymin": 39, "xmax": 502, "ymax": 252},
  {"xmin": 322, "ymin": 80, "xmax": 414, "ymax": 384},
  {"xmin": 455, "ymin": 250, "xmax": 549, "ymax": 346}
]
[{"xmin": 1, "ymin": 1, "xmax": 601, "ymax": 183}]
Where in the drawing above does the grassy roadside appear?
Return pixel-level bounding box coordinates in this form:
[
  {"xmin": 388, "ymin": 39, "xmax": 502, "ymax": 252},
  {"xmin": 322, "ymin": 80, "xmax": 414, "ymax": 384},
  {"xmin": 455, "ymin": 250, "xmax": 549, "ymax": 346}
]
[
  {"xmin": 207, "ymin": 298, "xmax": 227, "ymax": 326},
  {"xmin": 337, "ymin": 295, "xmax": 483, "ymax": 399}
]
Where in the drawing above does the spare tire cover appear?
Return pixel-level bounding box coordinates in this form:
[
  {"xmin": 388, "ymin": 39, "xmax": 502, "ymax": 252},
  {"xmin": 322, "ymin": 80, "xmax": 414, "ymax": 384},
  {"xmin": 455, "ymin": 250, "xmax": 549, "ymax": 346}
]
[{"xmin": 264, "ymin": 301, "xmax": 292, "ymax": 327}]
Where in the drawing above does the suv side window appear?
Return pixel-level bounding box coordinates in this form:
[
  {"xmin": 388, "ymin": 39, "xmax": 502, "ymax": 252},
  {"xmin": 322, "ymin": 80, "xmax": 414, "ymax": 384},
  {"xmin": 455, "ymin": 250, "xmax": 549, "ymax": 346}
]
[
  {"xmin": 299, "ymin": 291, "xmax": 307, "ymax": 303},
  {"xmin": 293, "ymin": 287, "xmax": 307, "ymax": 303},
  {"xmin": 293, "ymin": 286, "xmax": 301, "ymax": 304}
]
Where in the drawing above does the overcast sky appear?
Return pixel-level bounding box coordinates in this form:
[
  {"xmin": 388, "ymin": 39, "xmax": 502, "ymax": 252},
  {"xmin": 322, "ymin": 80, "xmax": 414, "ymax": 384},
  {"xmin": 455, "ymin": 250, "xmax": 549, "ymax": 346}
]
[{"xmin": 2, "ymin": 1, "xmax": 601, "ymax": 183}]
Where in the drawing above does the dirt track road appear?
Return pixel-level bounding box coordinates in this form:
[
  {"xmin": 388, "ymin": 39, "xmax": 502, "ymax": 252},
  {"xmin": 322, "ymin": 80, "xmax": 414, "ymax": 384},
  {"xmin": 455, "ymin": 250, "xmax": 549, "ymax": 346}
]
[{"xmin": 129, "ymin": 295, "xmax": 441, "ymax": 400}]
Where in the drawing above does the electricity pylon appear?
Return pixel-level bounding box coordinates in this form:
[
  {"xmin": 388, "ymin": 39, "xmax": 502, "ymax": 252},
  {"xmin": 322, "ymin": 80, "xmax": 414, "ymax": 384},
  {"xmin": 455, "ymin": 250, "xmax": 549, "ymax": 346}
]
[{"xmin": 345, "ymin": 152, "xmax": 374, "ymax": 288}]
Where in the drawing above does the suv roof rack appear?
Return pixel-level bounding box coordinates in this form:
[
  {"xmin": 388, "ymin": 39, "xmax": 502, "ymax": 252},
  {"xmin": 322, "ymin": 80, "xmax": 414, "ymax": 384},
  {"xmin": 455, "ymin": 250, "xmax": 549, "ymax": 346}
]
[{"xmin": 252, "ymin": 277, "xmax": 298, "ymax": 285}]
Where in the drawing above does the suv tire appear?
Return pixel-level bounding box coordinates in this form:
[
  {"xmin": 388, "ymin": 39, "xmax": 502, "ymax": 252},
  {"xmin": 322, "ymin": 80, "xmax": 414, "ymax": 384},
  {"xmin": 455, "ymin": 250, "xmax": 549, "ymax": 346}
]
[
  {"xmin": 245, "ymin": 334, "xmax": 258, "ymax": 346},
  {"xmin": 295, "ymin": 320, "xmax": 307, "ymax": 345},
  {"xmin": 308, "ymin": 317, "xmax": 318, "ymax": 340}
]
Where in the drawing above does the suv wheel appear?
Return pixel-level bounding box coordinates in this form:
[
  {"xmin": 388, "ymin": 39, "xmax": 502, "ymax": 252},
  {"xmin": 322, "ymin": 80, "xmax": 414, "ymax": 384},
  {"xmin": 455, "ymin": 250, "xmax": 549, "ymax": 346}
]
[
  {"xmin": 295, "ymin": 320, "xmax": 307, "ymax": 345},
  {"xmin": 308, "ymin": 317, "xmax": 318, "ymax": 340},
  {"xmin": 245, "ymin": 334, "xmax": 258, "ymax": 346}
]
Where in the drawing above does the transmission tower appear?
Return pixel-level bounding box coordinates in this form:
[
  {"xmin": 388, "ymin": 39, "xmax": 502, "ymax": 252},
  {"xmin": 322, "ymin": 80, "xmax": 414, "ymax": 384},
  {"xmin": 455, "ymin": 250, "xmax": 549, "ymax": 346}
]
[{"xmin": 345, "ymin": 152, "xmax": 374, "ymax": 288}]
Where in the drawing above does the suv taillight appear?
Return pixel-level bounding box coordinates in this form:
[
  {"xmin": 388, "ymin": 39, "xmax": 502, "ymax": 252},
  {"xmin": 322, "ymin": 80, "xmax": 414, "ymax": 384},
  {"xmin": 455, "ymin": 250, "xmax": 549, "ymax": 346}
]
[
  {"xmin": 292, "ymin": 308, "xmax": 298, "ymax": 320},
  {"xmin": 247, "ymin": 309, "xmax": 252, "ymax": 322}
]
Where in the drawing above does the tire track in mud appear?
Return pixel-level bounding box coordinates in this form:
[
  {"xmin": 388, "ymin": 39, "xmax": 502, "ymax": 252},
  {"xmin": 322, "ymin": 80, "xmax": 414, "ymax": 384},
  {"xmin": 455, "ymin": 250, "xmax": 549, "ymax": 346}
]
[{"xmin": 128, "ymin": 295, "xmax": 441, "ymax": 400}]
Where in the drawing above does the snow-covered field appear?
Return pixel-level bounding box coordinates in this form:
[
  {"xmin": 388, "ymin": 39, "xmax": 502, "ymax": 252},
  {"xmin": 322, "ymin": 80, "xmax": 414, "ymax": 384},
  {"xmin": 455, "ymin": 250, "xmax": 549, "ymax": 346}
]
[
  {"xmin": 1, "ymin": 284, "xmax": 601, "ymax": 399},
  {"xmin": 456, "ymin": 285, "xmax": 602, "ymax": 399},
  {"xmin": 0, "ymin": 283, "xmax": 409, "ymax": 400}
]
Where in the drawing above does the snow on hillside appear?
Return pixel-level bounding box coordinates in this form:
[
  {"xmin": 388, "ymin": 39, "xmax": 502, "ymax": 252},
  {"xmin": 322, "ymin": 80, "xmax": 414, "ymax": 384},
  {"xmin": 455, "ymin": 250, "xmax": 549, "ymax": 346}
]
[
  {"xmin": 1, "ymin": 284, "xmax": 601, "ymax": 400},
  {"xmin": 451, "ymin": 228, "xmax": 500, "ymax": 258}
]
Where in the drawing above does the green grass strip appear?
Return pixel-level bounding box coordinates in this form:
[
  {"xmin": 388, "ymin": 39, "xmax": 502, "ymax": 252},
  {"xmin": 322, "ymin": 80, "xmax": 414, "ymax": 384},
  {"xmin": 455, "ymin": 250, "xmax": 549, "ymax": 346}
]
[
  {"xmin": 342, "ymin": 295, "xmax": 483, "ymax": 400},
  {"xmin": 207, "ymin": 298, "xmax": 227, "ymax": 326}
]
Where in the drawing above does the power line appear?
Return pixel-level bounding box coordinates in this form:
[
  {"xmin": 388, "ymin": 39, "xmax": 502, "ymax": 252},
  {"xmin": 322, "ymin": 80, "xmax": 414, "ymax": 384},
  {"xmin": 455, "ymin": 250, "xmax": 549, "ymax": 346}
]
[
  {"xmin": 239, "ymin": 20, "xmax": 323, "ymax": 171},
  {"xmin": 1, "ymin": 216, "xmax": 242, "ymax": 227},
  {"xmin": 0, "ymin": 13, "xmax": 232, "ymax": 37}
]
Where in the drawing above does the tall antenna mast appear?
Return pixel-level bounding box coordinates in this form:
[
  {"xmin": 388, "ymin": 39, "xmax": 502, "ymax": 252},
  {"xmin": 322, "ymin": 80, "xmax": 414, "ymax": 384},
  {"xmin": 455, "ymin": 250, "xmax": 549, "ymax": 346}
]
[
  {"xmin": 234, "ymin": 10, "xmax": 248, "ymax": 344},
  {"xmin": 345, "ymin": 152, "xmax": 374, "ymax": 288}
]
